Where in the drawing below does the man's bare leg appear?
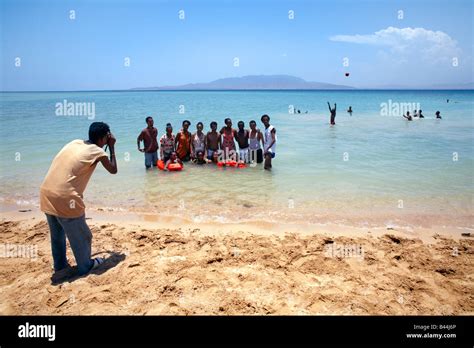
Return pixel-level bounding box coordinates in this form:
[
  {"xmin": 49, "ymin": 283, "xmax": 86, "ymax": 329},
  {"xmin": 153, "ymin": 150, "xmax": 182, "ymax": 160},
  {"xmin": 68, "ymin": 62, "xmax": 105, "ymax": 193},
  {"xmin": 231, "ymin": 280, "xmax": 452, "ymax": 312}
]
[{"xmin": 264, "ymin": 153, "xmax": 272, "ymax": 170}]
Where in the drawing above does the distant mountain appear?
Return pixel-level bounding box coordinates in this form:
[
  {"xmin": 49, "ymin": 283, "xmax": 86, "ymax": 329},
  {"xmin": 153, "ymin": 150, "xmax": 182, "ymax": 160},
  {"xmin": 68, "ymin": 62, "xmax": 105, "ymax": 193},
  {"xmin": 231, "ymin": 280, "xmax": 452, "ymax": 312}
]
[{"xmin": 131, "ymin": 75, "xmax": 355, "ymax": 90}]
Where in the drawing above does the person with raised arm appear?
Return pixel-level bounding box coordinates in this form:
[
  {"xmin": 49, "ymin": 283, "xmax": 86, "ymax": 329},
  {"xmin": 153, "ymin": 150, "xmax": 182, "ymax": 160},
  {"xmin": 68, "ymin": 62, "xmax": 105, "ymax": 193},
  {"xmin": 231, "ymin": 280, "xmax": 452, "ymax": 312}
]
[{"xmin": 328, "ymin": 102, "xmax": 337, "ymax": 125}]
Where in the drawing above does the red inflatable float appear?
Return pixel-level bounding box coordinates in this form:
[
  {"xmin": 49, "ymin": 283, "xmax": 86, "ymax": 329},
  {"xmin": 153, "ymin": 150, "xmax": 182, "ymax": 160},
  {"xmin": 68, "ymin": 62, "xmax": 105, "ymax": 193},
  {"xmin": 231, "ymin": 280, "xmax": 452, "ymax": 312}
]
[
  {"xmin": 217, "ymin": 160, "xmax": 246, "ymax": 168},
  {"xmin": 157, "ymin": 160, "xmax": 183, "ymax": 171},
  {"xmin": 226, "ymin": 160, "xmax": 238, "ymax": 167}
]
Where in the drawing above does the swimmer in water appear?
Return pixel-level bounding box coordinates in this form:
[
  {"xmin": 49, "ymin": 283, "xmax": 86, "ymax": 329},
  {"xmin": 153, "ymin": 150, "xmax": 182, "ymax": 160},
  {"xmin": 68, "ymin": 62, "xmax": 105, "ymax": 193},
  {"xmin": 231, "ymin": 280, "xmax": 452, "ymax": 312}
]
[
  {"xmin": 164, "ymin": 151, "xmax": 183, "ymax": 171},
  {"xmin": 192, "ymin": 150, "xmax": 210, "ymax": 164},
  {"xmin": 327, "ymin": 102, "xmax": 336, "ymax": 125},
  {"xmin": 403, "ymin": 111, "xmax": 413, "ymax": 121}
]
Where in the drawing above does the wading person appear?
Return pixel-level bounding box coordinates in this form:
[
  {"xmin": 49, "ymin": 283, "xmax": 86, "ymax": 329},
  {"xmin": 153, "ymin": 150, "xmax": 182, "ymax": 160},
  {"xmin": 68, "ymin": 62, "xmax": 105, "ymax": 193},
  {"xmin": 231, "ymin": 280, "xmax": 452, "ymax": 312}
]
[
  {"xmin": 206, "ymin": 121, "xmax": 221, "ymax": 161},
  {"xmin": 191, "ymin": 122, "xmax": 206, "ymax": 159},
  {"xmin": 403, "ymin": 111, "xmax": 413, "ymax": 121},
  {"xmin": 137, "ymin": 116, "xmax": 159, "ymax": 169},
  {"xmin": 160, "ymin": 123, "xmax": 175, "ymax": 163},
  {"xmin": 249, "ymin": 120, "xmax": 264, "ymax": 164},
  {"xmin": 175, "ymin": 120, "xmax": 192, "ymax": 161},
  {"xmin": 220, "ymin": 118, "xmax": 237, "ymax": 161},
  {"xmin": 235, "ymin": 120, "xmax": 250, "ymax": 163},
  {"xmin": 261, "ymin": 114, "xmax": 277, "ymax": 170},
  {"xmin": 40, "ymin": 122, "xmax": 118, "ymax": 276},
  {"xmin": 328, "ymin": 102, "xmax": 337, "ymax": 125}
]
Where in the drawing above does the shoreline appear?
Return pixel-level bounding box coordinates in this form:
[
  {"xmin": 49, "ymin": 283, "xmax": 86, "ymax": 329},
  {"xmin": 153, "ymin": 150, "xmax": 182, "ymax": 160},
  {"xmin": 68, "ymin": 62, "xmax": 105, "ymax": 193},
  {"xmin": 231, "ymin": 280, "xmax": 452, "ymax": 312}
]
[
  {"xmin": 1, "ymin": 204, "xmax": 473, "ymax": 242},
  {"xmin": 1, "ymin": 199, "xmax": 473, "ymax": 237}
]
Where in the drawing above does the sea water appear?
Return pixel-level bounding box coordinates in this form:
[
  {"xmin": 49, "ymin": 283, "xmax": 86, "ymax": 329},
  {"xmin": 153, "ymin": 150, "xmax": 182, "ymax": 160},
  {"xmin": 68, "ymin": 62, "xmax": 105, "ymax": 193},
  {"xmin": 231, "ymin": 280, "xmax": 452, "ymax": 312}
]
[{"xmin": 1, "ymin": 90, "xmax": 473, "ymax": 227}]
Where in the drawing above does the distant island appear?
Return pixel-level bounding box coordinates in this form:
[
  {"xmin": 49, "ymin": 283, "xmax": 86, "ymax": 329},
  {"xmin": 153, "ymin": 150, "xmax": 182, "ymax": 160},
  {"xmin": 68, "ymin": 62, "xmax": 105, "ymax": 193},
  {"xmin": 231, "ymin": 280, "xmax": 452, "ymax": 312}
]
[
  {"xmin": 3, "ymin": 75, "xmax": 472, "ymax": 92},
  {"xmin": 131, "ymin": 75, "xmax": 355, "ymax": 91}
]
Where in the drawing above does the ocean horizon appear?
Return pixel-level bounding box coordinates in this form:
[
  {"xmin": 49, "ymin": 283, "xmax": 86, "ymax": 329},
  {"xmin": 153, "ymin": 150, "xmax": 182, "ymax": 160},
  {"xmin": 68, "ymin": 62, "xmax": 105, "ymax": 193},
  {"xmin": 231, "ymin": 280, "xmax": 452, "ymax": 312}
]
[{"xmin": 2, "ymin": 88, "xmax": 473, "ymax": 93}]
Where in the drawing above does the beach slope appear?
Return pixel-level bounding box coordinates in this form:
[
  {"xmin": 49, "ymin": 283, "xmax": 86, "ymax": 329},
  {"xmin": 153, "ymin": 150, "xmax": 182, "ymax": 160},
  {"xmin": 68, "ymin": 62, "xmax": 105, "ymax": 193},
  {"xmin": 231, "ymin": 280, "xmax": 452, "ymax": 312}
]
[{"xmin": 0, "ymin": 215, "xmax": 472, "ymax": 315}]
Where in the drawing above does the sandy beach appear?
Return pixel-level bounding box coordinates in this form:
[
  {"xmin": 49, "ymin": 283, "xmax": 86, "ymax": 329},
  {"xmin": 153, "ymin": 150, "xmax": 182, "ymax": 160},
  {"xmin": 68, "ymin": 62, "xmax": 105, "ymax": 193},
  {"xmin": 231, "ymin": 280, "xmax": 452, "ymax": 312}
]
[{"xmin": 1, "ymin": 209, "xmax": 472, "ymax": 315}]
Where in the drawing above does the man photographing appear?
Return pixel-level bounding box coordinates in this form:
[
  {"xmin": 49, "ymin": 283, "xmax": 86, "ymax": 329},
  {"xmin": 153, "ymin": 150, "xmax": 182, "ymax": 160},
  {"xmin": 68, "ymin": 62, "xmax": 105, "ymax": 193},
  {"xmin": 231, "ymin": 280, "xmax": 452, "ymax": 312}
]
[{"xmin": 40, "ymin": 122, "xmax": 118, "ymax": 276}]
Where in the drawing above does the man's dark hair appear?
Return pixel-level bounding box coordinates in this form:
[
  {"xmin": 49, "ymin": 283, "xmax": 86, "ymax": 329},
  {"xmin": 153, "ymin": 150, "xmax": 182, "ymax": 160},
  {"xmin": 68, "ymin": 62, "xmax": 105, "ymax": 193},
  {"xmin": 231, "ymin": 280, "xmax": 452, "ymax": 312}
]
[
  {"xmin": 182, "ymin": 120, "xmax": 191, "ymax": 126},
  {"xmin": 261, "ymin": 114, "xmax": 270, "ymax": 122},
  {"xmin": 210, "ymin": 121, "xmax": 217, "ymax": 127},
  {"xmin": 146, "ymin": 116, "xmax": 153, "ymax": 123},
  {"xmin": 89, "ymin": 122, "xmax": 110, "ymax": 144},
  {"xmin": 197, "ymin": 122, "xmax": 203, "ymax": 127},
  {"xmin": 238, "ymin": 121, "xmax": 244, "ymax": 126},
  {"xmin": 224, "ymin": 118, "xmax": 231, "ymax": 124},
  {"xmin": 249, "ymin": 120, "xmax": 256, "ymax": 125}
]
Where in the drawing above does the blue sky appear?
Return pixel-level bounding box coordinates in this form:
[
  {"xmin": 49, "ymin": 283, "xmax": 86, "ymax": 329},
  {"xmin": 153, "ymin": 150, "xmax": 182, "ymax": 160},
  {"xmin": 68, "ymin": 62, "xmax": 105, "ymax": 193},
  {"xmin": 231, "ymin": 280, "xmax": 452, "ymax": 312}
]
[{"xmin": 1, "ymin": 0, "xmax": 473, "ymax": 90}]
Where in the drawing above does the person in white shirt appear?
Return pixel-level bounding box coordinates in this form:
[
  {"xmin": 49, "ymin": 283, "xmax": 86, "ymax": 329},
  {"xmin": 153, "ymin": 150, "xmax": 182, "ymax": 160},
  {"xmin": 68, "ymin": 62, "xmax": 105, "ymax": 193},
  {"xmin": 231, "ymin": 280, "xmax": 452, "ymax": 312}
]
[{"xmin": 261, "ymin": 114, "xmax": 277, "ymax": 170}]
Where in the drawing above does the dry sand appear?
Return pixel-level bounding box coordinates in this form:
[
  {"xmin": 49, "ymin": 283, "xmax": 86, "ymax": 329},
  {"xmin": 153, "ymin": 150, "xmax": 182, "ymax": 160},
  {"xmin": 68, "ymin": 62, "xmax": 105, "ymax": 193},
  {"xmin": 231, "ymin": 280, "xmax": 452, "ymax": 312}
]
[{"xmin": 0, "ymin": 210, "xmax": 473, "ymax": 315}]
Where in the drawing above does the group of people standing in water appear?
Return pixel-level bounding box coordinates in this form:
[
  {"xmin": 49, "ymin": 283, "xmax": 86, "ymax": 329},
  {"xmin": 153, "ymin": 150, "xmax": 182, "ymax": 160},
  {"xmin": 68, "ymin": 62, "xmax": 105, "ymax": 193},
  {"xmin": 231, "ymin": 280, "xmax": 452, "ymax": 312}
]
[
  {"xmin": 137, "ymin": 114, "xmax": 277, "ymax": 171},
  {"xmin": 403, "ymin": 110, "xmax": 443, "ymax": 121}
]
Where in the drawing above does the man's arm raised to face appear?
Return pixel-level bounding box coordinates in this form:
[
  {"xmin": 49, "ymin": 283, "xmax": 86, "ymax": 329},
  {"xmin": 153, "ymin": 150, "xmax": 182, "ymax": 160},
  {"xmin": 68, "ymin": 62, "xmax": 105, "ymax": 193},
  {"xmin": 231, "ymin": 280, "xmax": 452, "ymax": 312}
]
[{"xmin": 99, "ymin": 133, "xmax": 118, "ymax": 174}]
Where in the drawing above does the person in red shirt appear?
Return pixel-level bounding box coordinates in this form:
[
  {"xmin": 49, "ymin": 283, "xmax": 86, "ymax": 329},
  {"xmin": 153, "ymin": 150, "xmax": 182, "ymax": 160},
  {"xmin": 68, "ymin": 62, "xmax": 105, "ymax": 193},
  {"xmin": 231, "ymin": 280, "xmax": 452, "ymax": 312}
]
[
  {"xmin": 175, "ymin": 120, "xmax": 192, "ymax": 161},
  {"xmin": 137, "ymin": 116, "xmax": 159, "ymax": 169}
]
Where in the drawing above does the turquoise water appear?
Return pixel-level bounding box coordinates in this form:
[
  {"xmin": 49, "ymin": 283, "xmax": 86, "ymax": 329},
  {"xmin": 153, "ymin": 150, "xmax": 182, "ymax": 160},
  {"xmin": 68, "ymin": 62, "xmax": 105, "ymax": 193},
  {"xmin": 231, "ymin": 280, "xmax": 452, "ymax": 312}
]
[{"xmin": 1, "ymin": 90, "xmax": 473, "ymax": 227}]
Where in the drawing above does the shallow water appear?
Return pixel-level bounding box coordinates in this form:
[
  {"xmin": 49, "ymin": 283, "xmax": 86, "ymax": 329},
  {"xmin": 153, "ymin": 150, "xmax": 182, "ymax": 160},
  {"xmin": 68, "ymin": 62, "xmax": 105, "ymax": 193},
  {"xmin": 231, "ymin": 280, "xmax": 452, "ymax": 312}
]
[{"xmin": 1, "ymin": 90, "xmax": 473, "ymax": 227}]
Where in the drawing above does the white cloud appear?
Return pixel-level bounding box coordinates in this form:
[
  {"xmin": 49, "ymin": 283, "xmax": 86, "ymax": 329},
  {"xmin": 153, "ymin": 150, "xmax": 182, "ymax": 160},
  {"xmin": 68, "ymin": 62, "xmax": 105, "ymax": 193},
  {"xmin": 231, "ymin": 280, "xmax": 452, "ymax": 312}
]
[{"xmin": 330, "ymin": 27, "xmax": 461, "ymax": 63}]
